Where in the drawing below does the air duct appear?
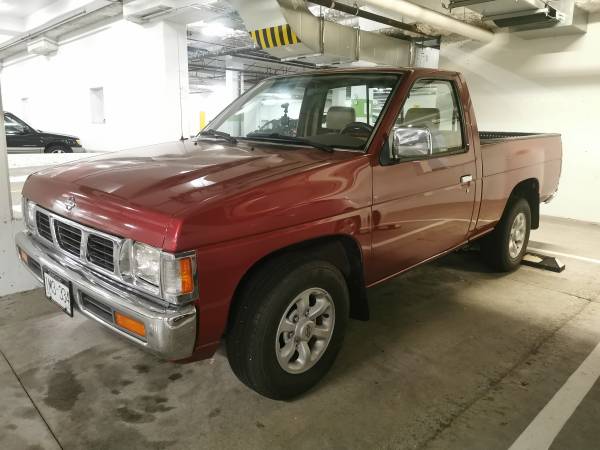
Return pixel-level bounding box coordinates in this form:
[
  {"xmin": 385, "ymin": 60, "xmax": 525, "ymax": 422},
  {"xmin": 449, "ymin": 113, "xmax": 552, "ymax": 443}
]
[
  {"xmin": 362, "ymin": 0, "xmax": 495, "ymax": 43},
  {"xmin": 228, "ymin": 0, "xmax": 411, "ymax": 66},
  {"xmin": 448, "ymin": 0, "xmax": 587, "ymax": 38}
]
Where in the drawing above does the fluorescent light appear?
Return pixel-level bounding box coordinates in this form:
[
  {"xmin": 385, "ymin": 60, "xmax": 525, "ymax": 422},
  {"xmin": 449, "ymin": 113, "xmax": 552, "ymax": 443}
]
[{"xmin": 189, "ymin": 20, "xmax": 240, "ymax": 37}]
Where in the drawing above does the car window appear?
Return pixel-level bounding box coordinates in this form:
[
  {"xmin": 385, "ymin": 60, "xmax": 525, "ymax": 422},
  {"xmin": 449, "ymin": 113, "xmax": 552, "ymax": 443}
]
[
  {"xmin": 4, "ymin": 115, "xmax": 22, "ymax": 135},
  {"xmin": 209, "ymin": 73, "xmax": 400, "ymax": 150},
  {"xmin": 395, "ymin": 79, "xmax": 464, "ymax": 155},
  {"xmin": 321, "ymin": 85, "xmax": 394, "ymax": 130}
]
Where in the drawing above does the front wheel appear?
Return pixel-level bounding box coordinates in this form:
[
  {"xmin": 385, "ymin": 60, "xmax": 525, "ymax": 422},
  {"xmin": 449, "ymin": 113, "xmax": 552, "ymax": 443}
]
[
  {"xmin": 481, "ymin": 197, "xmax": 531, "ymax": 272},
  {"xmin": 226, "ymin": 258, "xmax": 349, "ymax": 400},
  {"xmin": 45, "ymin": 144, "xmax": 72, "ymax": 154}
]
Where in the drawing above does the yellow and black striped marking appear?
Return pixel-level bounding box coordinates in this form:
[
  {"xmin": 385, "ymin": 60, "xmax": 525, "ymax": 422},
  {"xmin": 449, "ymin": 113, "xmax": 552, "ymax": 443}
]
[{"xmin": 249, "ymin": 24, "xmax": 300, "ymax": 49}]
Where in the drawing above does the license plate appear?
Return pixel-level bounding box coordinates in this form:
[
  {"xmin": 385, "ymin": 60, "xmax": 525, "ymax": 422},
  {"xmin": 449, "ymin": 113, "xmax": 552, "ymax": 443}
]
[{"xmin": 44, "ymin": 272, "xmax": 73, "ymax": 317}]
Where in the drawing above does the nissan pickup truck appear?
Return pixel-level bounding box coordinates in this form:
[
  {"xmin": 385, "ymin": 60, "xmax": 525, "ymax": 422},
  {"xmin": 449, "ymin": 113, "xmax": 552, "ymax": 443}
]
[{"xmin": 16, "ymin": 68, "xmax": 562, "ymax": 399}]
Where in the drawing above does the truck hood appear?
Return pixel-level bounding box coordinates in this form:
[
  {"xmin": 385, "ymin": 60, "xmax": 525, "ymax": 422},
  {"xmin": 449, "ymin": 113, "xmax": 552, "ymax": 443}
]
[{"xmin": 23, "ymin": 139, "xmax": 355, "ymax": 249}]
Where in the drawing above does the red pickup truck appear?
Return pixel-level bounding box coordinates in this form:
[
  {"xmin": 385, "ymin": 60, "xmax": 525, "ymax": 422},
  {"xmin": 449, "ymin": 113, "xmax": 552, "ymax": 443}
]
[{"xmin": 16, "ymin": 68, "xmax": 562, "ymax": 399}]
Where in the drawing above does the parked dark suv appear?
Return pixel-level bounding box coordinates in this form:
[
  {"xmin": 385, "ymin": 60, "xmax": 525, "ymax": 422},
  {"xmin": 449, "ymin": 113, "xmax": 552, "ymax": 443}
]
[{"xmin": 4, "ymin": 112, "xmax": 85, "ymax": 154}]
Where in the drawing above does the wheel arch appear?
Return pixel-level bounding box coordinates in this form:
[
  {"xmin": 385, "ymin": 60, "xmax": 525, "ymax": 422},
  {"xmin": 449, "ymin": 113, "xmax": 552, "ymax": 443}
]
[
  {"xmin": 508, "ymin": 178, "xmax": 540, "ymax": 229},
  {"xmin": 226, "ymin": 234, "xmax": 369, "ymax": 334}
]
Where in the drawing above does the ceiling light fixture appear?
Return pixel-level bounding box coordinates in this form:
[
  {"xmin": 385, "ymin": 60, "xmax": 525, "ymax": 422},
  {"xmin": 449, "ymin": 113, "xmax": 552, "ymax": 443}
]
[{"xmin": 189, "ymin": 20, "xmax": 239, "ymax": 37}]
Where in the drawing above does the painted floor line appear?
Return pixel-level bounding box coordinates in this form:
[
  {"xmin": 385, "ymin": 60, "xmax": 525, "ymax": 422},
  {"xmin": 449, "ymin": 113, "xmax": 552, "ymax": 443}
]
[
  {"xmin": 527, "ymin": 247, "xmax": 600, "ymax": 266},
  {"xmin": 508, "ymin": 341, "xmax": 600, "ymax": 450}
]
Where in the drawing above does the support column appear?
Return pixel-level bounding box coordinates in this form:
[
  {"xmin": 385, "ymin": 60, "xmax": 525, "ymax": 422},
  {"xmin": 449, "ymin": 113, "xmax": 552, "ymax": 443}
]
[
  {"xmin": 225, "ymin": 56, "xmax": 243, "ymax": 136},
  {"xmin": 225, "ymin": 56, "xmax": 243, "ymax": 101},
  {"xmin": 162, "ymin": 20, "xmax": 190, "ymax": 140},
  {"xmin": 0, "ymin": 83, "xmax": 12, "ymax": 222}
]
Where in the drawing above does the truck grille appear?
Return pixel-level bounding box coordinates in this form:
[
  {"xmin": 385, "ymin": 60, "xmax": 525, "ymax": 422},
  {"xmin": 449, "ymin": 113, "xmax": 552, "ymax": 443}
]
[
  {"xmin": 87, "ymin": 235, "xmax": 115, "ymax": 272},
  {"xmin": 55, "ymin": 221, "xmax": 82, "ymax": 257},
  {"xmin": 33, "ymin": 208, "xmax": 119, "ymax": 275},
  {"xmin": 36, "ymin": 212, "xmax": 53, "ymax": 242}
]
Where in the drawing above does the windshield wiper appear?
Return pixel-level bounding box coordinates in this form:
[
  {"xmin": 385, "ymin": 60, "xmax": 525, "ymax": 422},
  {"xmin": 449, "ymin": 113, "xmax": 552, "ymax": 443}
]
[
  {"xmin": 197, "ymin": 129, "xmax": 238, "ymax": 144},
  {"xmin": 245, "ymin": 132, "xmax": 334, "ymax": 153}
]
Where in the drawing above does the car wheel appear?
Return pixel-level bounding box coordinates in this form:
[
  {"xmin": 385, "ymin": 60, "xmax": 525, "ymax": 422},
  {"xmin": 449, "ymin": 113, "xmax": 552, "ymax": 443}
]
[
  {"xmin": 226, "ymin": 257, "xmax": 349, "ymax": 400},
  {"xmin": 45, "ymin": 144, "xmax": 72, "ymax": 154},
  {"xmin": 481, "ymin": 197, "xmax": 531, "ymax": 272}
]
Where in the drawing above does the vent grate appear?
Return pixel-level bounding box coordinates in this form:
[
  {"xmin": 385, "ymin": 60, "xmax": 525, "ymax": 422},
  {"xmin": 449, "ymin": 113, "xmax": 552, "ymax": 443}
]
[
  {"xmin": 36, "ymin": 212, "xmax": 53, "ymax": 242},
  {"xmin": 87, "ymin": 235, "xmax": 115, "ymax": 272},
  {"xmin": 55, "ymin": 221, "xmax": 82, "ymax": 257}
]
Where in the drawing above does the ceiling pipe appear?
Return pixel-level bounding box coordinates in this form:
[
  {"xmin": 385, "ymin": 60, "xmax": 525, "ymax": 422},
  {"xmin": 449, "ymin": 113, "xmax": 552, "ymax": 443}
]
[
  {"xmin": 360, "ymin": 0, "xmax": 494, "ymax": 43},
  {"xmin": 308, "ymin": 0, "xmax": 432, "ymax": 38}
]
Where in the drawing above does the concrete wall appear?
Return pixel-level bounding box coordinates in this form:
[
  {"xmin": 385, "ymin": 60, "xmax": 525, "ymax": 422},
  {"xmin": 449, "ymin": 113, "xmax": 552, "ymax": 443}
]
[
  {"xmin": 439, "ymin": 14, "xmax": 600, "ymax": 223},
  {"xmin": 0, "ymin": 18, "xmax": 190, "ymax": 152}
]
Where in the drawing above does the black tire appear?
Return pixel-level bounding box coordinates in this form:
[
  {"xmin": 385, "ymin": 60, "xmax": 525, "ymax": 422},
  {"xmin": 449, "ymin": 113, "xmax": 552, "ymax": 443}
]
[
  {"xmin": 481, "ymin": 197, "xmax": 531, "ymax": 272},
  {"xmin": 45, "ymin": 144, "xmax": 72, "ymax": 154},
  {"xmin": 226, "ymin": 257, "xmax": 349, "ymax": 400}
]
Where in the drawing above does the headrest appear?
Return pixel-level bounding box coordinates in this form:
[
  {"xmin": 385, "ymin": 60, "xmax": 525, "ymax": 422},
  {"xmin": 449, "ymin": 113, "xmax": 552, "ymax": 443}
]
[
  {"xmin": 326, "ymin": 106, "xmax": 356, "ymax": 130},
  {"xmin": 405, "ymin": 108, "xmax": 441, "ymax": 129}
]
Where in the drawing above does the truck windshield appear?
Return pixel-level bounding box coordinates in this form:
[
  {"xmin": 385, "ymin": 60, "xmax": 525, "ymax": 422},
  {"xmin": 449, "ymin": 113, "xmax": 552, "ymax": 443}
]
[{"xmin": 205, "ymin": 73, "xmax": 401, "ymax": 150}]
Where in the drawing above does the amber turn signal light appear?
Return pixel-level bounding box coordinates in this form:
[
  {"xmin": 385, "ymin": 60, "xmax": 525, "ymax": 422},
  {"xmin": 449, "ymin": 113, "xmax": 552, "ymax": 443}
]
[
  {"xmin": 179, "ymin": 258, "xmax": 194, "ymax": 294},
  {"xmin": 18, "ymin": 248, "xmax": 28, "ymax": 263},
  {"xmin": 114, "ymin": 311, "xmax": 146, "ymax": 338}
]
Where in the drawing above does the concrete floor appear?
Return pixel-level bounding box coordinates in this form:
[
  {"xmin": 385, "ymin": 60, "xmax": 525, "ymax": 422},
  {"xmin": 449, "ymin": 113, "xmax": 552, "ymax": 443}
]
[{"xmin": 1, "ymin": 216, "xmax": 600, "ymax": 450}]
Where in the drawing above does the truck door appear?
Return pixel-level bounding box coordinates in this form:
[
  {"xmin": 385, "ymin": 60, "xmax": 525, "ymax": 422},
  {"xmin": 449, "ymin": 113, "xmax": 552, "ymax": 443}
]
[
  {"xmin": 370, "ymin": 76, "xmax": 476, "ymax": 282},
  {"xmin": 4, "ymin": 113, "xmax": 44, "ymax": 153}
]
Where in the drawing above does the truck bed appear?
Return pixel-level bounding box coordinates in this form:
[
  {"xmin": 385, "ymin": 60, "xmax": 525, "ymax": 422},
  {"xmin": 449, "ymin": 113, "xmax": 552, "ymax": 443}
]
[{"xmin": 479, "ymin": 131, "xmax": 561, "ymax": 144}]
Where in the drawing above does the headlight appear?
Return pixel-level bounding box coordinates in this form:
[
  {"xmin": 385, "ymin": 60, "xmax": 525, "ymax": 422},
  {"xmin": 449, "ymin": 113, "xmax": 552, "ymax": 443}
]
[
  {"xmin": 75, "ymin": 139, "xmax": 81, "ymax": 146},
  {"xmin": 132, "ymin": 242, "xmax": 161, "ymax": 286},
  {"xmin": 22, "ymin": 198, "xmax": 36, "ymax": 230},
  {"xmin": 119, "ymin": 240, "xmax": 197, "ymax": 304}
]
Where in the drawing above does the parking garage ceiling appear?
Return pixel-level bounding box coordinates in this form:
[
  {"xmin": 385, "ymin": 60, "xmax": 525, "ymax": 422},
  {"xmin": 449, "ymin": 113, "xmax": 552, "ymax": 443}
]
[{"xmin": 1, "ymin": 0, "xmax": 599, "ymax": 89}]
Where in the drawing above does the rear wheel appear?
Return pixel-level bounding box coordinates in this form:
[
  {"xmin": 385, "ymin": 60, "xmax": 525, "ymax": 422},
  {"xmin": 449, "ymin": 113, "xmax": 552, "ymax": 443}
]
[
  {"xmin": 45, "ymin": 144, "xmax": 72, "ymax": 154},
  {"xmin": 226, "ymin": 258, "xmax": 349, "ymax": 400},
  {"xmin": 481, "ymin": 197, "xmax": 531, "ymax": 272}
]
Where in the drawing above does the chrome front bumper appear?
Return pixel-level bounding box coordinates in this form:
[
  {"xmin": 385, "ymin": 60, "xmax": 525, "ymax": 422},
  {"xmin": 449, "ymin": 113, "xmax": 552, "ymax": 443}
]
[{"xmin": 15, "ymin": 231, "xmax": 197, "ymax": 360}]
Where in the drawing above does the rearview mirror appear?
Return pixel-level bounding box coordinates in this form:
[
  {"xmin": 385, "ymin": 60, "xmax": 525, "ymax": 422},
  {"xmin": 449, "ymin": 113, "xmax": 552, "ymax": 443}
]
[{"xmin": 389, "ymin": 126, "xmax": 432, "ymax": 160}]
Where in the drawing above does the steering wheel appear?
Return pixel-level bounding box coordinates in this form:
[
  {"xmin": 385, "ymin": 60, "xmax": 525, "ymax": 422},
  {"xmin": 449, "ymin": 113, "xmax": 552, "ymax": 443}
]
[{"xmin": 339, "ymin": 122, "xmax": 373, "ymax": 135}]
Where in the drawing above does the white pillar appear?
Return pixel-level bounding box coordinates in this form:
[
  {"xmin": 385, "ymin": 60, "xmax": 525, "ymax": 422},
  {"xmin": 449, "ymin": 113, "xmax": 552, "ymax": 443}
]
[
  {"xmin": 0, "ymin": 83, "xmax": 12, "ymax": 222},
  {"xmin": 162, "ymin": 20, "xmax": 191, "ymax": 140},
  {"xmin": 225, "ymin": 56, "xmax": 243, "ymax": 135},
  {"xmin": 225, "ymin": 56, "xmax": 243, "ymax": 101}
]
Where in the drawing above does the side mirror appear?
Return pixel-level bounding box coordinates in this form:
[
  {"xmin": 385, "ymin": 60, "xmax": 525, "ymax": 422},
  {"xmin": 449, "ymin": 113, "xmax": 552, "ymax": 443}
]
[{"xmin": 389, "ymin": 126, "xmax": 433, "ymax": 161}]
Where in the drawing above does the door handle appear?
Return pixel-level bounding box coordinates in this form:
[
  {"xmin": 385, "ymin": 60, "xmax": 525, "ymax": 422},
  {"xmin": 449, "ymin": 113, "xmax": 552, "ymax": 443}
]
[{"xmin": 460, "ymin": 175, "xmax": 473, "ymax": 184}]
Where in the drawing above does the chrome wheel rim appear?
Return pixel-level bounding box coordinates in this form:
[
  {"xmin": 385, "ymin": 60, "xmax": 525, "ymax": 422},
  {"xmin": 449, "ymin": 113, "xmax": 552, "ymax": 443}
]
[
  {"xmin": 275, "ymin": 287, "xmax": 335, "ymax": 374},
  {"xmin": 52, "ymin": 149, "xmax": 65, "ymax": 153},
  {"xmin": 509, "ymin": 212, "xmax": 527, "ymax": 259}
]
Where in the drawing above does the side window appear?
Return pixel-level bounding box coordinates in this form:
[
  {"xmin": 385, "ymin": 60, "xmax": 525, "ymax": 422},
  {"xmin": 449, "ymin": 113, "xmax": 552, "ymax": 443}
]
[
  {"xmin": 321, "ymin": 85, "xmax": 394, "ymax": 131},
  {"xmin": 395, "ymin": 79, "xmax": 464, "ymax": 155},
  {"xmin": 4, "ymin": 115, "xmax": 21, "ymax": 135}
]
